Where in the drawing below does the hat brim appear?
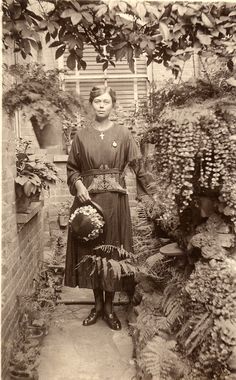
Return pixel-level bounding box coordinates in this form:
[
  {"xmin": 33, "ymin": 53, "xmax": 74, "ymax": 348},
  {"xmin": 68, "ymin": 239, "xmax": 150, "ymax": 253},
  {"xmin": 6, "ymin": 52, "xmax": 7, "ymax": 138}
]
[{"xmin": 70, "ymin": 200, "xmax": 106, "ymax": 244}]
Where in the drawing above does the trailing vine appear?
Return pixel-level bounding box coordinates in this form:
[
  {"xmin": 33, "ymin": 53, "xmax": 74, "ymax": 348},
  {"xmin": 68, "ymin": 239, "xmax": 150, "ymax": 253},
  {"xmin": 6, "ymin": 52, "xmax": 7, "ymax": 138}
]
[{"xmin": 142, "ymin": 88, "xmax": 236, "ymax": 231}]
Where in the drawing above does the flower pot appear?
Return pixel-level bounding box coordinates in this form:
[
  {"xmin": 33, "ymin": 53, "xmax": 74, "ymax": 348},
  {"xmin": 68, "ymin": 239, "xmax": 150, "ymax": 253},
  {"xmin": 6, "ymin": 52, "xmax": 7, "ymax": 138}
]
[
  {"xmin": 27, "ymin": 327, "xmax": 44, "ymax": 344},
  {"xmin": 32, "ymin": 117, "xmax": 62, "ymax": 149},
  {"xmin": 9, "ymin": 369, "xmax": 38, "ymax": 380},
  {"xmin": 30, "ymin": 192, "xmax": 41, "ymax": 202},
  {"xmin": 198, "ymin": 196, "xmax": 217, "ymax": 218},
  {"xmin": 16, "ymin": 196, "xmax": 32, "ymax": 214},
  {"xmin": 58, "ymin": 215, "xmax": 69, "ymax": 228},
  {"xmin": 65, "ymin": 142, "xmax": 71, "ymax": 154},
  {"xmin": 160, "ymin": 242, "xmax": 185, "ymax": 257}
]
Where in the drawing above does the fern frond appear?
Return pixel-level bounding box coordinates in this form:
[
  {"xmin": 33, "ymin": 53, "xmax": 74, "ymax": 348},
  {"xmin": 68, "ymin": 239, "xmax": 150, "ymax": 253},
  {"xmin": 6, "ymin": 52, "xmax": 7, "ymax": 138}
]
[
  {"xmin": 75, "ymin": 255, "xmax": 96, "ymax": 270},
  {"xmin": 184, "ymin": 312, "xmax": 213, "ymax": 355},
  {"xmin": 96, "ymin": 256, "xmax": 102, "ymax": 275},
  {"xmin": 94, "ymin": 244, "xmax": 133, "ymax": 259},
  {"xmin": 142, "ymin": 336, "xmax": 180, "ymax": 379},
  {"xmin": 101, "ymin": 257, "xmax": 108, "ymax": 279},
  {"xmin": 108, "ymin": 259, "xmax": 122, "ymax": 280},
  {"xmin": 94, "ymin": 245, "xmax": 117, "ymax": 254},
  {"xmin": 120, "ymin": 261, "xmax": 136, "ymax": 276}
]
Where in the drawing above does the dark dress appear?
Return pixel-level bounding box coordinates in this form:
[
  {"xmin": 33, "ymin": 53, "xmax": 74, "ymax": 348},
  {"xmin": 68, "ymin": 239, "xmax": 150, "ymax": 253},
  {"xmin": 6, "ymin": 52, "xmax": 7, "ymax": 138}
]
[{"xmin": 64, "ymin": 123, "xmax": 155, "ymax": 291}]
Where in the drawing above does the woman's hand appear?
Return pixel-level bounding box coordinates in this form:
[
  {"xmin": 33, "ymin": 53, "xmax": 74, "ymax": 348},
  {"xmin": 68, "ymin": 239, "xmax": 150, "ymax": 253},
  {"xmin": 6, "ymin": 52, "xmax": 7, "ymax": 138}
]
[{"xmin": 75, "ymin": 180, "xmax": 90, "ymax": 203}]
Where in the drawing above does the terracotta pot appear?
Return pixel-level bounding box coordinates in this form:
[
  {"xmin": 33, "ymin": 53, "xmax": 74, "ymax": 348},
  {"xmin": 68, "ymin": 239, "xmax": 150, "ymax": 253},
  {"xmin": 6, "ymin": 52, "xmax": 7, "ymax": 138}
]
[
  {"xmin": 27, "ymin": 327, "xmax": 44, "ymax": 343},
  {"xmin": 32, "ymin": 117, "xmax": 62, "ymax": 149},
  {"xmin": 9, "ymin": 369, "xmax": 38, "ymax": 380},
  {"xmin": 58, "ymin": 215, "xmax": 69, "ymax": 228},
  {"xmin": 16, "ymin": 196, "xmax": 32, "ymax": 214},
  {"xmin": 65, "ymin": 142, "xmax": 71, "ymax": 154},
  {"xmin": 30, "ymin": 192, "xmax": 41, "ymax": 202},
  {"xmin": 198, "ymin": 196, "xmax": 217, "ymax": 217},
  {"xmin": 160, "ymin": 242, "xmax": 185, "ymax": 257}
]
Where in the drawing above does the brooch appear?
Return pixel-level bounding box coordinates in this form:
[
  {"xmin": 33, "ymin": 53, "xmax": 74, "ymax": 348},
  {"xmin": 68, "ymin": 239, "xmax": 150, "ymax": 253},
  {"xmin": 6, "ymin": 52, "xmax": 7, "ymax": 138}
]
[{"xmin": 112, "ymin": 141, "xmax": 118, "ymax": 148}]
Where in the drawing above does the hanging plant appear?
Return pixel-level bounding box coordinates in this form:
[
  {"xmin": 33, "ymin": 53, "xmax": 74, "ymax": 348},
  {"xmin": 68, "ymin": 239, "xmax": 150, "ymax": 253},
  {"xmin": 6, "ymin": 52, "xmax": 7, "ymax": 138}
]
[
  {"xmin": 3, "ymin": 63, "xmax": 81, "ymax": 148},
  {"xmin": 143, "ymin": 89, "xmax": 236, "ymax": 232}
]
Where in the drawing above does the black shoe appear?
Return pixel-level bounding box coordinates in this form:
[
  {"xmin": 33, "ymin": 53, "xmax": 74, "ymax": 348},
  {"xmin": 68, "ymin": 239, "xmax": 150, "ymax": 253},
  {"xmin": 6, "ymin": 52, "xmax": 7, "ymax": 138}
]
[
  {"xmin": 83, "ymin": 308, "xmax": 103, "ymax": 326},
  {"xmin": 103, "ymin": 311, "xmax": 122, "ymax": 330}
]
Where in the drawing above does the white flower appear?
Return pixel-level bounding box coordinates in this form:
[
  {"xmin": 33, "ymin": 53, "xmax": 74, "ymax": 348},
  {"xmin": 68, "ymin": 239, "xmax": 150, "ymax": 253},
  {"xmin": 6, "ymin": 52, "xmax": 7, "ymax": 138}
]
[{"xmin": 69, "ymin": 205, "xmax": 105, "ymax": 240}]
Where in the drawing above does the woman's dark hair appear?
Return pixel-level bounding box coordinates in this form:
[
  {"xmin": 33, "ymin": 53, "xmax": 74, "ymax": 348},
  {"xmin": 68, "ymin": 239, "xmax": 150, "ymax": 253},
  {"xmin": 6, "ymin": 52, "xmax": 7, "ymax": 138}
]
[{"xmin": 89, "ymin": 85, "xmax": 116, "ymax": 104}]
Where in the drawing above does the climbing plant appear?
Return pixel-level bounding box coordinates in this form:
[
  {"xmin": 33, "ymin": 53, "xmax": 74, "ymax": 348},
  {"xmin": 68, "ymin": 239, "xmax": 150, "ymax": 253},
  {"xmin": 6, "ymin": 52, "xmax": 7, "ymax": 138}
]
[{"xmin": 3, "ymin": 1, "xmax": 236, "ymax": 73}]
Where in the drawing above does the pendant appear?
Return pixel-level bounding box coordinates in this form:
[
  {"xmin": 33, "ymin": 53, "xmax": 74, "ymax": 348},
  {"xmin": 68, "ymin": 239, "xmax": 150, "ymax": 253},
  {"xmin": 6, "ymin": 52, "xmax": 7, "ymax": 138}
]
[{"xmin": 112, "ymin": 141, "xmax": 117, "ymax": 148}]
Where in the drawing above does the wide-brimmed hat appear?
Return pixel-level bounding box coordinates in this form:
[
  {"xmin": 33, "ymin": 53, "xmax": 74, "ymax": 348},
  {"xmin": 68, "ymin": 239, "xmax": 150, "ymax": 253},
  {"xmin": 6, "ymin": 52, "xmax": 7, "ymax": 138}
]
[{"xmin": 69, "ymin": 200, "xmax": 105, "ymax": 243}]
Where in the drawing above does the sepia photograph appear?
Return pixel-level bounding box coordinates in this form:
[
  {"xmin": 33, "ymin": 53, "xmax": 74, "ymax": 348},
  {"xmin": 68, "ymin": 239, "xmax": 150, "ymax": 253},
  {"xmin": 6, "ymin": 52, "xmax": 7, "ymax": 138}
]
[{"xmin": 2, "ymin": 0, "xmax": 236, "ymax": 379}]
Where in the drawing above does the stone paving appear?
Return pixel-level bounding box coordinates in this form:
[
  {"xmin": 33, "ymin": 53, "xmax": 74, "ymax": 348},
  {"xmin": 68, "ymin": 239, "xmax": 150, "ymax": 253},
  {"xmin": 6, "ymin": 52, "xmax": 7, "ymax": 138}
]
[{"xmin": 38, "ymin": 287, "xmax": 136, "ymax": 380}]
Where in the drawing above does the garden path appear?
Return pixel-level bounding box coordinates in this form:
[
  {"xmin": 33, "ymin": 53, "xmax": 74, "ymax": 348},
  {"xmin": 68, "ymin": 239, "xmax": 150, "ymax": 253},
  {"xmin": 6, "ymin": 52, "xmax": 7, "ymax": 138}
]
[{"xmin": 38, "ymin": 287, "xmax": 136, "ymax": 380}]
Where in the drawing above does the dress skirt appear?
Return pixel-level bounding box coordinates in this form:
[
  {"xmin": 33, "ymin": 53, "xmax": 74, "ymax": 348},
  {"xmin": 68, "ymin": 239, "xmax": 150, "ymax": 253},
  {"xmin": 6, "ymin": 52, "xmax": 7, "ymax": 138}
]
[{"xmin": 64, "ymin": 191, "xmax": 134, "ymax": 292}]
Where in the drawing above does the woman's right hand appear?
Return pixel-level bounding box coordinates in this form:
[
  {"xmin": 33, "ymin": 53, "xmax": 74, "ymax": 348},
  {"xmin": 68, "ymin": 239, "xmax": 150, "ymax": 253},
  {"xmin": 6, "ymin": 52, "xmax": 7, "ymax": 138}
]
[{"xmin": 75, "ymin": 180, "xmax": 90, "ymax": 203}]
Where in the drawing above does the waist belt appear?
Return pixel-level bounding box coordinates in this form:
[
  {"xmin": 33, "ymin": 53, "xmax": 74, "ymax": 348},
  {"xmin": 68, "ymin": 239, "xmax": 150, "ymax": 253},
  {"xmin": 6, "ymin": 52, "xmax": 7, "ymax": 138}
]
[
  {"xmin": 81, "ymin": 168, "xmax": 122, "ymax": 177},
  {"xmin": 81, "ymin": 168, "xmax": 127, "ymax": 194}
]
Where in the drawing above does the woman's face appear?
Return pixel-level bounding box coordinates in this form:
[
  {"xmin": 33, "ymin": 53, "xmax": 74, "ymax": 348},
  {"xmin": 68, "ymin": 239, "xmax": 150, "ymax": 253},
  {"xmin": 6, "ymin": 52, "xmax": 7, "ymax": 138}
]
[{"xmin": 92, "ymin": 92, "xmax": 113, "ymax": 120}]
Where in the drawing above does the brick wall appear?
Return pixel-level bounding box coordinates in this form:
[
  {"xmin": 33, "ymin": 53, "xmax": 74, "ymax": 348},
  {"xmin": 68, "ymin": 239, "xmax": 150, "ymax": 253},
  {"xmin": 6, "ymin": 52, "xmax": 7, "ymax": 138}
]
[{"xmin": 2, "ymin": 59, "xmax": 45, "ymax": 377}]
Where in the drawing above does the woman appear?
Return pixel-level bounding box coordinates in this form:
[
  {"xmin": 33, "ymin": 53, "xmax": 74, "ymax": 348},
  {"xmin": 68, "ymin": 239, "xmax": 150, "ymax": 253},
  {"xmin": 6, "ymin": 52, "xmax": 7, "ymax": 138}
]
[{"xmin": 65, "ymin": 85, "xmax": 156, "ymax": 330}]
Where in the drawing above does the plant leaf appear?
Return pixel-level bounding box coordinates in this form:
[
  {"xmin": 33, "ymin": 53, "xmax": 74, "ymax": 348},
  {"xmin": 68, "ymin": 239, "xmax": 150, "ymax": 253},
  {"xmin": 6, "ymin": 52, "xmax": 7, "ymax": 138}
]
[
  {"xmin": 82, "ymin": 11, "xmax": 93, "ymax": 23},
  {"xmin": 136, "ymin": 2, "xmax": 146, "ymax": 19},
  {"xmin": 55, "ymin": 45, "xmax": 66, "ymax": 59},
  {"xmin": 15, "ymin": 176, "xmax": 29, "ymax": 186},
  {"xmin": 118, "ymin": 1, "xmax": 127, "ymax": 13},
  {"xmin": 96, "ymin": 4, "xmax": 107, "ymax": 18},
  {"xmin": 196, "ymin": 31, "xmax": 212, "ymax": 45},
  {"xmin": 67, "ymin": 53, "xmax": 76, "ymax": 70},
  {"xmin": 61, "ymin": 9, "xmax": 75, "ymax": 19},
  {"xmin": 71, "ymin": 12, "xmax": 82, "ymax": 25},
  {"xmin": 201, "ymin": 13, "xmax": 214, "ymax": 28},
  {"xmin": 49, "ymin": 41, "xmax": 63, "ymax": 48},
  {"xmin": 102, "ymin": 258, "xmax": 108, "ymax": 279},
  {"xmin": 159, "ymin": 21, "xmax": 170, "ymax": 40}
]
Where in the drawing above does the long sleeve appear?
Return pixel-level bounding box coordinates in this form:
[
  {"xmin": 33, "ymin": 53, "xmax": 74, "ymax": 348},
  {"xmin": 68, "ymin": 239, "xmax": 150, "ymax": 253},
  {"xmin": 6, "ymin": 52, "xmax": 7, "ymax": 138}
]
[
  {"xmin": 67, "ymin": 135, "xmax": 82, "ymax": 196},
  {"xmin": 126, "ymin": 132, "xmax": 156, "ymax": 197}
]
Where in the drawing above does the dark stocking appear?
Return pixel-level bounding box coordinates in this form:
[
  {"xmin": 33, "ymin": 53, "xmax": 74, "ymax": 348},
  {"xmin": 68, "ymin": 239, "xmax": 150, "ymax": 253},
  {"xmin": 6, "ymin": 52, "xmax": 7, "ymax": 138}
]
[
  {"xmin": 93, "ymin": 288, "xmax": 104, "ymax": 312},
  {"xmin": 104, "ymin": 291, "xmax": 115, "ymax": 314}
]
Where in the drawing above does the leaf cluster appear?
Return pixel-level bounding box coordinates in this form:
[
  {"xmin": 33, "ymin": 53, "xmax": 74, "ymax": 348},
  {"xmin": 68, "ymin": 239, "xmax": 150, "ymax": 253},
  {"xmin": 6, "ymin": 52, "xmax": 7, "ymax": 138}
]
[
  {"xmin": 142, "ymin": 95, "xmax": 236, "ymax": 230},
  {"xmin": 75, "ymin": 245, "xmax": 136, "ymax": 292},
  {"xmin": 9, "ymin": 263, "xmax": 58, "ymax": 377},
  {"xmin": 141, "ymin": 336, "xmax": 185, "ymax": 380},
  {"xmin": 2, "ymin": 1, "xmax": 236, "ymax": 72},
  {"xmin": 3, "ymin": 63, "xmax": 81, "ymax": 132},
  {"xmin": 15, "ymin": 138, "xmax": 61, "ymax": 197}
]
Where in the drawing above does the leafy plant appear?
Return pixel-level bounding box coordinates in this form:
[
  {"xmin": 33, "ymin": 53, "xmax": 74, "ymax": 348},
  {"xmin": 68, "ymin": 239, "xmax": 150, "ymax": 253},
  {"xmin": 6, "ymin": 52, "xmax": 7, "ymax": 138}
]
[
  {"xmin": 76, "ymin": 245, "xmax": 136, "ymax": 292},
  {"xmin": 142, "ymin": 85, "xmax": 236, "ymax": 231},
  {"xmin": 46, "ymin": 234, "xmax": 66, "ymax": 267},
  {"xmin": 3, "ymin": 63, "xmax": 81, "ymax": 138},
  {"xmin": 2, "ymin": 1, "xmax": 236, "ymax": 73},
  {"xmin": 15, "ymin": 138, "xmax": 61, "ymax": 198},
  {"xmin": 141, "ymin": 336, "xmax": 185, "ymax": 380},
  {"xmin": 9, "ymin": 339, "xmax": 40, "ymax": 378}
]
